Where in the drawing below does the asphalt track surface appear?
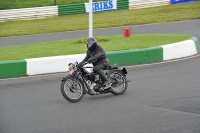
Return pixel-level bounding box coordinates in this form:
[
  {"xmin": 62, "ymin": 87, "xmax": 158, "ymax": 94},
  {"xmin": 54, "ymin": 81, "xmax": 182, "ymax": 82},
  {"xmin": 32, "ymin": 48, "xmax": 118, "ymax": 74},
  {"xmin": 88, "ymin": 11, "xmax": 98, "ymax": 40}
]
[
  {"xmin": 0, "ymin": 20, "xmax": 200, "ymax": 133},
  {"xmin": 0, "ymin": 19, "xmax": 200, "ymax": 46}
]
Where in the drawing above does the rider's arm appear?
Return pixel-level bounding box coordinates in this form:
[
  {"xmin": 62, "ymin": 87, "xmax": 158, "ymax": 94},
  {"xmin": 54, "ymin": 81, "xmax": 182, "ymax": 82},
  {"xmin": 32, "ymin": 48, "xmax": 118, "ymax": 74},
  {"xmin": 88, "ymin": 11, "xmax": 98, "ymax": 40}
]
[
  {"xmin": 89, "ymin": 46, "xmax": 106, "ymax": 62},
  {"xmin": 80, "ymin": 50, "xmax": 90, "ymax": 64}
]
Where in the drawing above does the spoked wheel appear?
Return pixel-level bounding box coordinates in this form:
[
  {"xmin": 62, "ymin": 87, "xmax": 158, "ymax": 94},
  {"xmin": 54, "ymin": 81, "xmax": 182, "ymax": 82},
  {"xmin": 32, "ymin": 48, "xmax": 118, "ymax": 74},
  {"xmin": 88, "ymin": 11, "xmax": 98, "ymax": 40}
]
[
  {"xmin": 61, "ymin": 76, "xmax": 84, "ymax": 103},
  {"xmin": 109, "ymin": 70, "xmax": 128, "ymax": 95}
]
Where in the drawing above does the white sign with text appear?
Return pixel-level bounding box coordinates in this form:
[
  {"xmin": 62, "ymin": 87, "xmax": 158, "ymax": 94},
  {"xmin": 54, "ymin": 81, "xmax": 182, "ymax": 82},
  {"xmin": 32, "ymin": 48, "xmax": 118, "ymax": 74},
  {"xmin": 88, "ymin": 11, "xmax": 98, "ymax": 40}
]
[{"xmin": 85, "ymin": 0, "xmax": 117, "ymax": 13}]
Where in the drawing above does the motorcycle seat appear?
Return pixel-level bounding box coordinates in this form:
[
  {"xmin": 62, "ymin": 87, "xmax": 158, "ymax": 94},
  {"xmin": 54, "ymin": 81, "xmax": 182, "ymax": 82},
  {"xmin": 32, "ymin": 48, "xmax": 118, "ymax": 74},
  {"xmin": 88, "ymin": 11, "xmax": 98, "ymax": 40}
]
[{"xmin": 109, "ymin": 64, "xmax": 118, "ymax": 69}]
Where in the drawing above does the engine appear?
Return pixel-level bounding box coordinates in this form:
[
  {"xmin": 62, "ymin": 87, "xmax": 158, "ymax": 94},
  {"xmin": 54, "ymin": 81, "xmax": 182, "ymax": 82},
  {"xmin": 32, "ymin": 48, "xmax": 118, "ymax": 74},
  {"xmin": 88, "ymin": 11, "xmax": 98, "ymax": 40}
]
[
  {"xmin": 84, "ymin": 73, "xmax": 101, "ymax": 91},
  {"xmin": 84, "ymin": 73, "xmax": 96, "ymax": 83}
]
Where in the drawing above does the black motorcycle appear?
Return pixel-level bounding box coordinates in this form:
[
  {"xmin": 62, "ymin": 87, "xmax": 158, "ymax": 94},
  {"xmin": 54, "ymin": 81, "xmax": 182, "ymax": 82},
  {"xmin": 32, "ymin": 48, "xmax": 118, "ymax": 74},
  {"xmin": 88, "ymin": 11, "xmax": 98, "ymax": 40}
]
[{"xmin": 61, "ymin": 62, "xmax": 129, "ymax": 103}]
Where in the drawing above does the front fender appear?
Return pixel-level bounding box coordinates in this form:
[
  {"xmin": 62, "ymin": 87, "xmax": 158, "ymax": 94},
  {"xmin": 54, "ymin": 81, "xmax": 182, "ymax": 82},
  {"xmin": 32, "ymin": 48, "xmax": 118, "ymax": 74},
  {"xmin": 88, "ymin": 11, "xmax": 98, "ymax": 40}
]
[{"xmin": 61, "ymin": 75, "xmax": 72, "ymax": 81}]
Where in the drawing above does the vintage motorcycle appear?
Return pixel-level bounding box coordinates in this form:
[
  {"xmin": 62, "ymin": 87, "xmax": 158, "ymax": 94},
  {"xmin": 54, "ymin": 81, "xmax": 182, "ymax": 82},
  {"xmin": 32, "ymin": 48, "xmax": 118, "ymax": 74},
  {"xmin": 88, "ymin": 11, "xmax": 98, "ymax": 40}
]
[{"xmin": 61, "ymin": 62, "xmax": 129, "ymax": 103}]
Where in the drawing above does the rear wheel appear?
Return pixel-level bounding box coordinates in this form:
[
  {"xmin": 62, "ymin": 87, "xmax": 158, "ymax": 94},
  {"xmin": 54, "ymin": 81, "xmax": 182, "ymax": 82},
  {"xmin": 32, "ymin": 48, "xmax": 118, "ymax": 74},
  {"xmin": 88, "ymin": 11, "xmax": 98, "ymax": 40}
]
[
  {"xmin": 108, "ymin": 70, "xmax": 128, "ymax": 95},
  {"xmin": 61, "ymin": 76, "xmax": 84, "ymax": 103}
]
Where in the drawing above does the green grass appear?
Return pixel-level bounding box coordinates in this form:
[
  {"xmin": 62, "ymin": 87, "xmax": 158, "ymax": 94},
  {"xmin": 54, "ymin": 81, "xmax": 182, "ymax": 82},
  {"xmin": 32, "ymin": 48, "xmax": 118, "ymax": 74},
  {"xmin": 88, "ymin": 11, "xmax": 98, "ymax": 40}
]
[
  {"xmin": 0, "ymin": 34, "xmax": 191, "ymax": 61},
  {"xmin": 0, "ymin": 1, "xmax": 200, "ymax": 37},
  {"xmin": 0, "ymin": 2, "xmax": 198, "ymax": 61},
  {"xmin": 0, "ymin": 0, "xmax": 102, "ymax": 10}
]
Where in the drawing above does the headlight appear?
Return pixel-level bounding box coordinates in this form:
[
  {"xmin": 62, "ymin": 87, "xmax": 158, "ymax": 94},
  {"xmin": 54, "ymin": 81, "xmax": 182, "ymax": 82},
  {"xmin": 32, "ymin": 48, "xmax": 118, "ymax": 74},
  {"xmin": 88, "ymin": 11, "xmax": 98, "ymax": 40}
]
[{"xmin": 68, "ymin": 66, "xmax": 74, "ymax": 72}]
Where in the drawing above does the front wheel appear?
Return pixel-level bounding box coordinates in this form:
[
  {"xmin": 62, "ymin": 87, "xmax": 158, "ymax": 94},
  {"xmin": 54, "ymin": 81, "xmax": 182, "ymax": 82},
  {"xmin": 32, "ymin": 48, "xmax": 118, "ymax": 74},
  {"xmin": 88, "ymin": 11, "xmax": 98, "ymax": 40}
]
[
  {"xmin": 108, "ymin": 70, "xmax": 128, "ymax": 95},
  {"xmin": 61, "ymin": 76, "xmax": 84, "ymax": 103}
]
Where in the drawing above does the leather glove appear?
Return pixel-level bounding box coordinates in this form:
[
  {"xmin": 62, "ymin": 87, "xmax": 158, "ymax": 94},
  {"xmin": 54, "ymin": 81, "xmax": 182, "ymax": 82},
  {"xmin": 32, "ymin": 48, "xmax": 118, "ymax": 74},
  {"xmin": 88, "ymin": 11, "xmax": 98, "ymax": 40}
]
[
  {"xmin": 77, "ymin": 63, "xmax": 82, "ymax": 70},
  {"xmin": 87, "ymin": 58, "xmax": 93, "ymax": 63}
]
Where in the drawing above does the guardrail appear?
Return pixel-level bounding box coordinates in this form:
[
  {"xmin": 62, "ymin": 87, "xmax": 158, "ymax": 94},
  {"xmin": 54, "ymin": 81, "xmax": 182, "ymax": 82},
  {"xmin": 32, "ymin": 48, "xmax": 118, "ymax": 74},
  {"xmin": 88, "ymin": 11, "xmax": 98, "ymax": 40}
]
[
  {"xmin": 118, "ymin": 0, "xmax": 129, "ymax": 9},
  {"xmin": 129, "ymin": 0, "xmax": 169, "ymax": 9},
  {"xmin": 0, "ymin": 0, "xmax": 197, "ymax": 22},
  {"xmin": 0, "ymin": 0, "xmax": 129, "ymax": 22},
  {"xmin": 0, "ymin": 6, "xmax": 58, "ymax": 22},
  {"xmin": 58, "ymin": 4, "xmax": 85, "ymax": 16}
]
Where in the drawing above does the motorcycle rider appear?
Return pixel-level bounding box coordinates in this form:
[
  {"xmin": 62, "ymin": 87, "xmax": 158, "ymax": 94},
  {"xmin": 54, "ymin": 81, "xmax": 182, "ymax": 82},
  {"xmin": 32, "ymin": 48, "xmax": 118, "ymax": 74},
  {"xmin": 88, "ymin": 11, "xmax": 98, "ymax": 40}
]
[{"xmin": 78, "ymin": 37, "xmax": 111, "ymax": 90}]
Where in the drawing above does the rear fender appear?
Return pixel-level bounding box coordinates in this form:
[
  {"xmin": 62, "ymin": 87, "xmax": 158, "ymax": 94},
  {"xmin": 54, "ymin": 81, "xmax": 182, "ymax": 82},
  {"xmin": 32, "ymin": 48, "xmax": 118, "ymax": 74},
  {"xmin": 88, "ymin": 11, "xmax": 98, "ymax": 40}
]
[
  {"xmin": 107, "ymin": 67, "xmax": 127, "ymax": 76},
  {"xmin": 121, "ymin": 67, "xmax": 127, "ymax": 75}
]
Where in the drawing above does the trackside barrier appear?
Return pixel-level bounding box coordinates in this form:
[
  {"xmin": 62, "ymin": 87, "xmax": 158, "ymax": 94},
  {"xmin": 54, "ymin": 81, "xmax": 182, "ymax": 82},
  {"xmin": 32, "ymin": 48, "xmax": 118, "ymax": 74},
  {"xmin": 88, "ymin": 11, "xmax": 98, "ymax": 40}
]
[
  {"xmin": 58, "ymin": 4, "xmax": 85, "ymax": 16},
  {"xmin": 170, "ymin": 0, "xmax": 197, "ymax": 4},
  {"xmin": 107, "ymin": 47, "xmax": 163, "ymax": 65},
  {"xmin": 0, "ymin": 0, "xmax": 129, "ymax": 22},
  {"xmin": 0, "ymin": 0, "xmax": 199, "ymax": 22},
  {"xmin": 129, "ymin": 0, "xmax": 170, "ymax": 9},
  {"xmin": 162, "ymin": 40, "xmax": 197, "ymax": 60},
  {"xmin": 25, "ymin": 54, "xmax": 85, "ymax": 75},
  {"xmin": 0, "ymin": 37, "xmax": 199, "ymax": 78},
  {"xmin": 0, "ymin": 6, "xmax": 58, "ymax": 22},
  {"xmin": 0, "ymin": 60, "xmax": 26, "ymax": 78},
  {"xmin": 118, "ymin": 0, "xmax": 129, "ymax": 9},
  {"xmin": 191, "ymin": 36, "xmax": 200, "ymax": 52}
]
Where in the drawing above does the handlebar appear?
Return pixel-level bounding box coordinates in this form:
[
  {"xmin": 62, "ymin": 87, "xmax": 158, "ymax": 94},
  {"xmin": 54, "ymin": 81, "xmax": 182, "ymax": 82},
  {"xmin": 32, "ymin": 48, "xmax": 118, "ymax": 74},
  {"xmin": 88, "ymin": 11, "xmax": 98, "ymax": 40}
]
[
  {"xmin": 82, "ymin": 62, "xmax": 89, "ymax": 66},
  {"xmin": 75, "ymin": 62, "xmax": 88, "ymax": 71}
]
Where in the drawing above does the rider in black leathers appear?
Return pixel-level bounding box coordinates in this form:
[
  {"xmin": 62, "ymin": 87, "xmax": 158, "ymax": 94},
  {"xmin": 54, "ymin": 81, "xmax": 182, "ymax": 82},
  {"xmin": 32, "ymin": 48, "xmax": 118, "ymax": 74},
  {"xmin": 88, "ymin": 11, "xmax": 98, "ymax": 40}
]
[{"xmin": 78, "ymin": 37, "xmax": 111, "ymax": 88}]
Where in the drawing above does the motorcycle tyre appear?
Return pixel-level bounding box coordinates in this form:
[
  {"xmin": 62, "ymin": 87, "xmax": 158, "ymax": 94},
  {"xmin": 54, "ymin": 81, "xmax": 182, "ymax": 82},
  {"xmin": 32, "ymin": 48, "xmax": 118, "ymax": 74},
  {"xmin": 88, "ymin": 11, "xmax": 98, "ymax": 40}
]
[
  {"xmin": 61, "ymin": 75, "xmax": 84, "ymax": 103},
  {"xmin": 109, "ymin": 70, "xmax": 128, "ymax": 95}
]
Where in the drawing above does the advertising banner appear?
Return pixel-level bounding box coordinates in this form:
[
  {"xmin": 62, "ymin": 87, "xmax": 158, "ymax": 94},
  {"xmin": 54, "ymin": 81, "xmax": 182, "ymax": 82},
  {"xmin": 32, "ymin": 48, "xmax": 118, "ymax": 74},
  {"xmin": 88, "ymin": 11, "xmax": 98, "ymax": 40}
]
[
  {"xmin": 84, "ymin": 0, "xmax": 117, "ymax": 13},
  {"xmin": 170, "ymin": 0, "xmax": 197, "ymax": 4}
]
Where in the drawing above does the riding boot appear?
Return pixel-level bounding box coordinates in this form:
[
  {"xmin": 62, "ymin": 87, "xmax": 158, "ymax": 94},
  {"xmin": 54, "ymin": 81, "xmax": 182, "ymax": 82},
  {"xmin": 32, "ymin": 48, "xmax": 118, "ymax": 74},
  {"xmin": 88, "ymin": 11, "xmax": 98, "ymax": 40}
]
[{"xmin": 97, "ymin": 69, "xmax": 111, "ymax": 87}]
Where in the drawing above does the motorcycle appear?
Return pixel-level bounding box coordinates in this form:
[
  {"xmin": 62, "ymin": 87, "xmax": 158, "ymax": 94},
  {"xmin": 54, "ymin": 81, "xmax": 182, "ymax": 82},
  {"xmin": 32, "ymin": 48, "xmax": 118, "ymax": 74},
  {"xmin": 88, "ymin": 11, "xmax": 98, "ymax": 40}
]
[{"xmin": 61, "ymin": 62, "xmax": 129, "ymax": 103}]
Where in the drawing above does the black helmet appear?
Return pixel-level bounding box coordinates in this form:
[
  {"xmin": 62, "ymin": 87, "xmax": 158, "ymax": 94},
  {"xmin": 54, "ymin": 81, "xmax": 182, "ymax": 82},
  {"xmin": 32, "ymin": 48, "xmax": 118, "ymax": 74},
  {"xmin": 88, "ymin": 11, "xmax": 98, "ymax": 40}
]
[{"xmin": 86, "ymin": 37, "xmax": 97, "ymax": 50}]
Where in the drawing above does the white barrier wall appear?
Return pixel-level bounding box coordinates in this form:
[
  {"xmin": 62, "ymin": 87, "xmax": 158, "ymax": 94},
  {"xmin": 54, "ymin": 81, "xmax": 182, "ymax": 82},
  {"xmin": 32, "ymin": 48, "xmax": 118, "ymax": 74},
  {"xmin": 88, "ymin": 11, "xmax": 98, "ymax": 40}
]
[
  {"xmin": 24, "ymin": 39, "xmax": 198, "ymax": 76},
  {"xmin": 26, "ymin": 54, "xmax": 85, "ymax": 75},
  {"xmin": 0, "ymin": 6, "xmax": 58, "ymax": 22},
  {"xmin": 129, "ymin": 0, "xmax": 170, "ymax": 9},
  {"xmin": 162, "ymin": 40, "xmax": 197, "ymax": 61}
]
